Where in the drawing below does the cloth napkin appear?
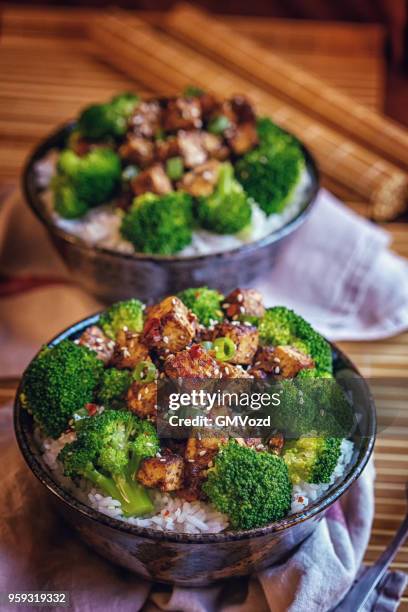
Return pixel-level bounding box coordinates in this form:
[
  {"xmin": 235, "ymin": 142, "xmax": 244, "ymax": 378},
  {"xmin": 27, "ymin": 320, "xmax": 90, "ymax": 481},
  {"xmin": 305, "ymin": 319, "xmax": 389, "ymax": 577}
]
[
  {"xmin": 1, "ymin": 187, "xmax": 408, "ymax": 377},
  {"xmin": 0, "ymin": 404, "xmax": 406, "ymax": 612}
]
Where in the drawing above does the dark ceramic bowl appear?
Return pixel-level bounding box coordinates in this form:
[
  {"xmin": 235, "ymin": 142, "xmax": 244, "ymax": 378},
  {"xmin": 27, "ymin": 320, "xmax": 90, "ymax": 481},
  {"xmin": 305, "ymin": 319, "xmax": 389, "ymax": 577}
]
[
  {"xmin": 22, "ymin": 123, "xmax": 319, "ymax": 304},
  {"xmin": 14, "ymin": 314, "xmax": 376, "ymax": 586}
]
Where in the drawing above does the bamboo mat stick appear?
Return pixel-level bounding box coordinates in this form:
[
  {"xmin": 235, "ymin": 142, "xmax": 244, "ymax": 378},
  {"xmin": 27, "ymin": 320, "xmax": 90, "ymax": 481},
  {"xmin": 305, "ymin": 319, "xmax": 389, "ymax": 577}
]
[
  {"xmin": 165, "ymin": 4, "xmax": 408, "ymax": 173},
  {"xmin": 89, "ymin": 12, "xmax": 407, "ymax": 221}
]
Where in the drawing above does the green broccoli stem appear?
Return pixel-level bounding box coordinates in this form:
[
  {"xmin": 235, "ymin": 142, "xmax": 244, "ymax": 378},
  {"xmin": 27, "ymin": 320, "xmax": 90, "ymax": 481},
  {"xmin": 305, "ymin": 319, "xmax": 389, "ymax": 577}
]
[
  {"xmin": 84, "ymin": 463, "xmax": 153, "ymax": 518},
  {"xmin": 112, "ymin": 473, "xmax": 154, "ymax": 517},
  {"xmin": 217, "ymin": 163, "xmax": 233, "ymax": 196}
]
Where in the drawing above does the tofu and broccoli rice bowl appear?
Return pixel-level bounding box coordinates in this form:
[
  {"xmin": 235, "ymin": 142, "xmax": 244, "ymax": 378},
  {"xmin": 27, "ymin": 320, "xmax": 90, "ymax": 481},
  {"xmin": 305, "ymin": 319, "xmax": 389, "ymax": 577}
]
[
  {"xmin": 20, "ymin": 287, "xmax": 358, "ymax": 534},
  {"xmin": 35, "ymin": 88, "xmax": 313, "ymax": 256}
]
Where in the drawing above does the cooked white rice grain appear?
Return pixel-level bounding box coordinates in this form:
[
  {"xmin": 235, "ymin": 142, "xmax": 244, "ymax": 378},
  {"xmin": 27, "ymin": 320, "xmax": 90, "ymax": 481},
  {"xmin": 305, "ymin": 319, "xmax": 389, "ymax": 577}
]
[{"xmin": 36, "ymin": 427, "xmax": 354, "ymax": 534}]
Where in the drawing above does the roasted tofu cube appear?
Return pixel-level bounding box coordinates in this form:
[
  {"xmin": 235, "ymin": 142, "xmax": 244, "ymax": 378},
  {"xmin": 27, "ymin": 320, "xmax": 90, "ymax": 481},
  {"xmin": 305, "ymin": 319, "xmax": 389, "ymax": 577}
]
[
  {"xmin": 177, "ymin": 130, "xmax": 207, "ymax": 168},
  {"xmin": 178, "ymin": 160, "xmax": 221, "ymax": 197},
  {"xmin": 131, "ymin": 164, "xmax": 172, "ymax": 196},
  {"xmin": 119, "ymin": 136, "xmax": 154, "ymax": 167},
  {"xmin": 212, "ymin": 322, "xmax": 259, "ymax": 365},
  {"xmin": 253, "ymin": 345, "xmax": 314, "ymax": 378},
  {"xmin": 127, "ymin": 380, "xmax": 157, "ymax": 421},
  {"xmin": 272, "ymin": 345, "xmax": 314, "ymax": 378},
  {"xmin": 198, "ymin": 92, "xmax": 219, "ymax": 119},
  {"xmin": 78, "ymin": 326, "xmax": 115, "ymax": 364},
  {"xmin": 162, "ymin": 97, "xmax": 202, "ymax": 131},
  {"xmin": 218, "ymin": 361, "xmax": 251, "ymax": 379},
  {"xmin": 155, "ymin": 136, "xmax": 181, "ymax": 162},
  {"xmin": 185, "ymin": 436, "xmax": 225, "ymax": 467},
  {"xmin": 164, "ymin": 344, "xmax": 221, "ymax": 379},
  {"xmin": 142, "ymin": 296, "xmax": 196, "ymax": 353},
  {"xmin": 129, "ymin": 100, "xmax": 161, "ymax": 139},
  {"xmin": 111, "ymin": 330, "xmax": 150, "ymax": 369},
  {"xmin": 223, "ymin": 288, "xmax": 265, "ymax": 320},
  {"xmin": 226, "ymin": 122, "xmax": 258, "ymax": 155},
  {"xmin": 201, "ymin": 132, "xmax": 230, "ymax": 161},
  {"xmin": 137, "ymin": 454, "xmax": 184, "ymax": 492},
  {"xmin": 252, "ymin": 346, "xmax": 279, "ymax": 374},
  {"xmin": 229, "ymin": 95, "xmax": 256, "ymax": 123},
  {"xmin": 267, "ymin": 431, "xmax": 285, "ymax": 455}
]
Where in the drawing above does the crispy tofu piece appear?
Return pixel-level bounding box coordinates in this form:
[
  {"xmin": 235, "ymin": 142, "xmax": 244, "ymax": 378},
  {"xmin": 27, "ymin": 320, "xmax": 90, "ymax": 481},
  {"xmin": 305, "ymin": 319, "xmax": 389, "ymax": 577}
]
[
  {"xmin": 225, "ymin": 122, "xmax": 258, "ymax": 155},
  {"xmin": 178, "ymin": 160, "xmax": 221, "ymax": 197},
  {"xmin": 185, "ymin": 436, "xmax": 225, "ymax": 467},
  {"xmin": 78, "ymin": 325, "xmax": 115, "ymax": 364},
  {"xmin": 119, "ymin": 136, "xmax": 154, "ymax": 167},
  {"xmin": 267, "ymin": 432, "xmax": 285, "ymax": 455},
  {"xmin": 129, "ymin": 100, "xmax": 161, "ymax": 139},
  {"xmin": 253, "ymin": 345, "xmax": 314, "ymax": 378},
  {"xmin": 229, "ymin": 95, "xmax": 256, "ymax": 123},
  {"xmin": 201, "ymin": 132, "xmax": 230, "ymax": 161},
  {"xmin": 111, "ymin": 330, "xmax": 150, "ymax": 370},
  {"xmin": 164, "ymin": 344, "xmax": 221, "ymax": 379},
  {"xmin": 223, "ymin": 288, "xmax": 265, "ymax": 320},
  {"xmin": 273, "ymin": 345, "xmax": 314, "ymax": 378},
  {"xmin": 212, "ymin": 322, "xmax": 259, "ymax": 365},
  {"xmin": 218, "ymin": 361, "xmax": 251, "ymax": 379},
  {"xmin": 126, "ymin": 380, "xmax": 157, "ymax": 421},
  {"xmin": 198, "ymin": 93, "xmax": 219, "ymax": 119},
  {"xmin": 142, "ymin": 296, "xmax": 196, "ymax": 353},
  {"xmin": 162, "ymin": 97, "xmax": 202, "ymax": 131},
  {"xmin": 177, "ymin": 130, "xmax": 207, "ymax": 168},
  {"xmin": 252, "ymin": 346, "xmax": 279, "ymax": 374},
  {"xmin": 137, "ymin": 454, "xmax": 184, "ymax": 492},
  {"xmin": 131, "ymin": 164, "xmax": 172, "ymax": 196}
]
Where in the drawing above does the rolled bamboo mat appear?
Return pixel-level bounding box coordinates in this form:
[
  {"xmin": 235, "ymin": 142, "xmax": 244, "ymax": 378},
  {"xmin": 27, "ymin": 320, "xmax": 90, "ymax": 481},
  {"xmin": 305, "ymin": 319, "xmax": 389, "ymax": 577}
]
[
  {"xmin": 89, "ymin": 11, "xmax": 407, "ymax": 221},
  {"xmin": 165, "ymin": 4, "xmax": 408, "ymax": 174}
]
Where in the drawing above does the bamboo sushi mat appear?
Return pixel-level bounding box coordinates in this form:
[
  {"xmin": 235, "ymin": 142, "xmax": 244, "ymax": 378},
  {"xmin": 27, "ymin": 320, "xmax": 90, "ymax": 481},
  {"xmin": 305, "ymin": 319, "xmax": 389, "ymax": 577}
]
[{"xmin": 1, "ymin": 6, "xmax": 407, "ymax": 606}]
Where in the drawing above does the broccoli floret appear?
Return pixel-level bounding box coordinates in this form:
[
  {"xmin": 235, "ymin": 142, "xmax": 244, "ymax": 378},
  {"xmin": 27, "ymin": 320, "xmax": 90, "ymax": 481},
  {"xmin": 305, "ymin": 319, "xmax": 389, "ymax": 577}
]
[
  {"xmin": 177, "ymin": 286, "xmax": 224, "ymax": 326},
  {"xmin": 283, "ymin": 436, "xmax": 342, "ymax": 484},
  {"xmin": 273, "ymin": 376, "xmax": 355, "ymax": 438},
  {"xmin": 203, "ymin": 440, "xmax": 292, "ymax": 529},
  {"xmin": 59, "ymin": 410, "xmax": 159, "ymax": 516},
  {"xmin": 78, "ymin": 92, "xmax": 139, "ymax": 140},
  {"xmin": 259, "ymin": 306, "xmax": 333, "ymax": 374},
  {"xmin": 51, "ymin": 175, "xmax": 88, "ymax": 219},
  {"xmin": 22, "ymin": 340, "xmax": 103, "ymax": 438},
  {"xmin": 120, "ymin": 192, "xmax": 193, "ymax": 254},
  {"xmin": 235, "ymin": 117, "xmax": 305, "ymax": 215},
  {"xmin": 195, "ymin": 162, "xmax": 252, "ymax": 234},
  {"xmin": 97, "ymin": 368, "xmax": 131, "ymax": 409},
  {"xmin": 56, "ymin": 148, "xmax": 121, "ymax": 210},
  {"xmin": 99, "ymin": 298, "xmax": 144, "ymax": 339}
]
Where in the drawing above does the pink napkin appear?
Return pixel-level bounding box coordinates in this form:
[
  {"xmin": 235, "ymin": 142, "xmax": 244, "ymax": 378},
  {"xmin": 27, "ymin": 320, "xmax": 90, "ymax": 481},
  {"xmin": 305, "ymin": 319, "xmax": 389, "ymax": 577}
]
[
  {"xmin": 256, "ymin": 189, "xmax": 408, "ymax": 341},
  {"xmin": 1, "ymin": 405, "xmax": 406, "ymax": 611}
]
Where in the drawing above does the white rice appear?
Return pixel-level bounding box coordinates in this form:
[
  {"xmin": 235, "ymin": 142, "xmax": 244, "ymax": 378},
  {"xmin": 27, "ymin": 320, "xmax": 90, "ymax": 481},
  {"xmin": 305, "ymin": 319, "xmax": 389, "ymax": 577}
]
[
  {"xmin": 38, "ymin": 428, "xmax": 354, "ymax": 534},
  {"xmin": 35, "ymin": 157, "xmax": 311, "ymax": 257}
]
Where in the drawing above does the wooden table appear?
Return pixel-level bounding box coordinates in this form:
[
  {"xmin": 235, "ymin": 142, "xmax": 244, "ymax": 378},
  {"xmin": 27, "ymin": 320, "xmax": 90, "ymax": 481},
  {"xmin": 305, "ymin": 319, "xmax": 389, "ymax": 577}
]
[{"xmin": 0, "ymin": 6, "xmax": 407, "ymax": 607}]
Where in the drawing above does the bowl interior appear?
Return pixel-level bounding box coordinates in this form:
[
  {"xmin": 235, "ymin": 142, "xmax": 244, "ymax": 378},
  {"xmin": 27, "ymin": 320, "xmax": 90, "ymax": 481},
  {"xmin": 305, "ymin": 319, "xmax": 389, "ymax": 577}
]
[
  {"xmin": 14, "ymin": 312, "xmax": 376, "ymax": 544},
  {"xmin": 22, "ymin": 122, "xmax": 320, "ymax": 264}
]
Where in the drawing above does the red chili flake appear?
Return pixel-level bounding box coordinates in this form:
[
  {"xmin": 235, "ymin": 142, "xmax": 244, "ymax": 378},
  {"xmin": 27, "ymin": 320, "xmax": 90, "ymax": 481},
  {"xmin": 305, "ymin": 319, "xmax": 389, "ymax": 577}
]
[
  {"xmin": 85, "ymin": 403, "xmax": 98, "ymax": 416},
  {"xmin": 189, "ymin": 344, "xmax": 203, "ymax": 359},
  {"xmin": 143, "ymin": 318, "xmax": 162, "ymax": 343}
]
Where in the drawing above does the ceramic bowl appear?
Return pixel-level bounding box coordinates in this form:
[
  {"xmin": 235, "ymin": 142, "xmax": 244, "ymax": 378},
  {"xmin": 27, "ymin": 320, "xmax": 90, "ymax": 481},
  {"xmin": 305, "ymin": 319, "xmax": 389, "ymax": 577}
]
[
  {"xmin": 14, "ymin": 314, "xmax": 376, "ymax": 586},
  {"xmin": 22, "ymin": 123, "xmax": 319, "ymax": 304}
]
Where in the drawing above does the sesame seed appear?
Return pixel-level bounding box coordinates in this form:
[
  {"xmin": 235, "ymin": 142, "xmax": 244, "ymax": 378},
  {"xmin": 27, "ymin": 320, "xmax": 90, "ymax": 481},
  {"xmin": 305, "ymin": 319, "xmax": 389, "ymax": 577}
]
[
  {"xmin": 163, "ymin": 336, "xmax": 169, "ymax": 344},
  {"xmin": 274, "ymin": 366, "xmax": 280, "ymax": 374}
]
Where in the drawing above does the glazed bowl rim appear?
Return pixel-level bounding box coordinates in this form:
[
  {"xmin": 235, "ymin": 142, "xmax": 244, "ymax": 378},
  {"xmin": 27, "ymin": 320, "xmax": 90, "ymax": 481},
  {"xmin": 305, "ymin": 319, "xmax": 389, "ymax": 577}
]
[
  {"xmin": 22, "ymin": 121, "xmax": 319, "ymax": 264},
  {"xmin": 14, "ymin": 311, "xmax": 376, "ymax": 544}
]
